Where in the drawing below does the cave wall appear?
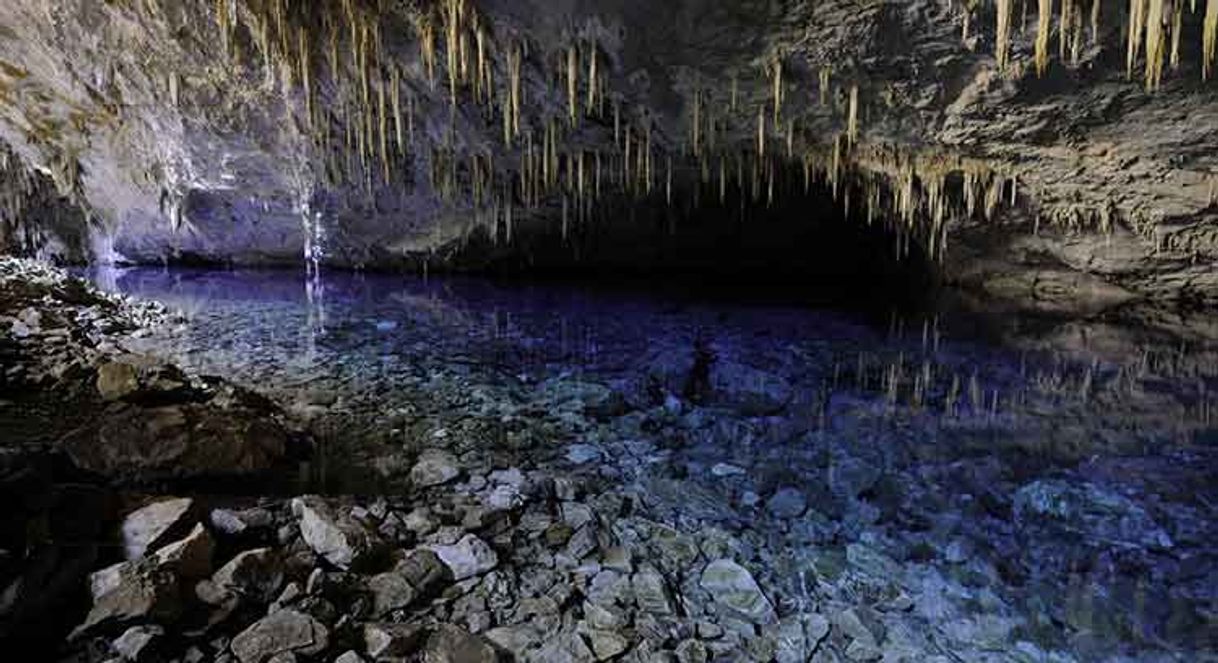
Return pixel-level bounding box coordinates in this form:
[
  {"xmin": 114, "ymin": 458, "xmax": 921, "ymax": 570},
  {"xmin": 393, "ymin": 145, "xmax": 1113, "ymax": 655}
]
[{"xmin": 0, "ymin": 0, "xmax": 1215, "ymax": 308}]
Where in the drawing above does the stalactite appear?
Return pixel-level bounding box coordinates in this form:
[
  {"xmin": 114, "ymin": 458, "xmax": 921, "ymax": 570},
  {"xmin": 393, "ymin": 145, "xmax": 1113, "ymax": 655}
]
[
  {"xmin": 567, "ymin": 45, "xmax": 578, "ymax": 125},
  {"xmin": 996, "ymin": 0, "xmax": 1014, "ymax": 70},
  {"xmin": 819, "ymin": 67, "xmax": 831, "ymax": 106},
  {"xmin": 1059, "ymin": 0, "xmax": 1073, "ymax": 60},
  {"xmin": 1171, "ymin": 1, "xmax": 1182, "ymax": 70},
  {"xmin": 772, "ymin": 58, "xmax": 783, "ymax": 126},
  {"xmin": 692, "ymin": 89, "xmax": 702, "ymax": 157},
  {"xmin": 1128, "ymin": 0, "xmax": 1147, "ymax": 80},
  {"xmin": 1145, "ymin": 0, "xmax": 1166, "ymax": 90},
  {"xmin": 587, "ymin": 43, "xmax": 598, "ymax": 112},
  {"xmin": 1091, "ymin": 0, "xmax": 1101, "ymax": 45},
  {"xmin": 1036, "ymin": 0, "xmax": 1052, "ymax": 76},
  {"xmin": 757, "ymin": 106, "xmax": 766, "ymax": 158},
  {"xmin": 847, "ymin": 85, "xmax": 859, "ymax": 146},
  {"xmin": 1206, "ymin": 0, "xmax": 1218, "ymax": 80},
  {"xmin": 730, "ymin": 74, "xmax": 739, "ymax": 112}
]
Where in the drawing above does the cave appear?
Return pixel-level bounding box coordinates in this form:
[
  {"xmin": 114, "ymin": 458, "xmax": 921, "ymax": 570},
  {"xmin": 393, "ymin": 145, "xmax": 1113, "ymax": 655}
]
[{"xmin": 1, "ymin": 1, "xmax": 1217, "ymax": 661}]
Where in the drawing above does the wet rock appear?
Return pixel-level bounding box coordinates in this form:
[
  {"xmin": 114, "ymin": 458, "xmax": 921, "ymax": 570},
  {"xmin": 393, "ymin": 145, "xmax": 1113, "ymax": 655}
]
[
  {"xmin": 423, "ymin": 624, "xmax": 497, "ymax": 663},
  {"xmin": 95, "ymin": 355, "xmax": 188, "ymax": 402},
  {"xmin": 1013, "ymin": 479, "xmax": 1174, "ymax": 550},
  {"xmin": 699, "ymin": 559, "xmax": 776, "ymax": 624},
  {"xmin": 211, "ymin": 548, "xmax": 284, "ymax": 603},
  {"xmin": 112, "ymin": 625, "xmax": 163, "ymax": 661},
  {"xmin": 410, "ymin": 449, "xmax": 461, "ymax": 487},
  {"xmin": 766, "ymin": 488, "xmax": 808, "ymax": 519},
  {"xmin": 230, "ymin": 609, "xmax": 329, "ymax": 663},
  {"xmin": 427, "ymin": 534, "xmax": 498, "ymax": 581},
  {"xmin": 120, "ymin": 498, "xmax": 194, "ymax": 560},
  {"xmin": 364, "ymin": 622, "xmax": 426, "ymax": 659},
  {"xmin": 292, "ymin": 496, "xmax": 378, "ymax": 570}
]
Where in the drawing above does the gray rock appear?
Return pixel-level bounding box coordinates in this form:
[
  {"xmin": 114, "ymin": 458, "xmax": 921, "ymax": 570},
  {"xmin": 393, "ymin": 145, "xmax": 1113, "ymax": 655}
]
[
  {"xmin": 212, "ymin": 548, "xmax": 284, "ymax": 603},
  {"xmin": 152, "ymin": 523, "xmax": 214, "ymax": 580},
  {"xmin": 427, "ymin": 534, "xmax": 498, "ymax": 581},
  {"xmin": 631, "ymin": 567, "xmax": 672, "ymax": 615},
  {"xmin": 530, "ymin": 629, "xmax": 595, "ymax": 663},
  {"xmin": 766, "ymin": 488, "xmax": 808, "ymax": 519},
  {"xmin": 74, "ymin": 560, "xmax": 182, "ymax": 639},
  {"xmin": 334, "ymin": 652, "xmax": 365, "ymax": 663},
  {"xmin": 113, "ymin": 625, "xmax": 163, "ymax": 661},
  {"xmin": 363, "ymin": 623, "xmax": 426, "ymax": 659},
  {"xmin": 565, "ymin": 444, "xmax": 603, "ymax": 464},
  {"xmin": 410, "ymin": 449, "xmax": 461, "ymax": 487},
  {"xmin": 675, "ymin": 639, "xmax": 708, "ymax": 663},
  {"xmin": 423, "ymin": 624, "xmax": 497, "ymax": 663},
  {"xmin": 230, "ymin": 610, "xmax": 329, "ymax": 663},
  {"xmin": 367, "ymin": 572, "xmax": 418, "ymax": 616},
  {"xmin": 120, "ymin": 498, "xmax": 194, "ymax": 560},
  {"xmin": 292, "ymin": 496, "xmax": 378, "ymax": 569},
  {"xmin": 699, "ymin": 559, "xmax": 776, "ymax": 624},
  {"xmin": 1013, "ymin": 479, "xmax": 1174, "ymax": 550},
  {"xmin": 581, "ymin": 627, "xmax": 629, "ymax": 660}
]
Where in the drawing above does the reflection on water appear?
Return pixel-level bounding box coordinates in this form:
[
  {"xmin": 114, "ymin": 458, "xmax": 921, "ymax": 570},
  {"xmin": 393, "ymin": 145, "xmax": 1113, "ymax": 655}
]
[{"xmin": 88, "ymin": 266, "xmax": 1218, "ymax": 659}]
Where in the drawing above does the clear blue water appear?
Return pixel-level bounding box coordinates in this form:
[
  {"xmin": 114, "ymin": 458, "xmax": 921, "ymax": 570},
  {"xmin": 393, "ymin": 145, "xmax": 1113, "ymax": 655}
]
[{"xmin": 89, "ymin": 266, "xmax": 1218, "ymax": 660}]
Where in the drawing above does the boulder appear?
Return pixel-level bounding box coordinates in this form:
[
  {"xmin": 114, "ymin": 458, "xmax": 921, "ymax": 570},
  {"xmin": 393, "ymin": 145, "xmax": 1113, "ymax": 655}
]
[
  {"xmin": 112, "ymin": 625, "xmax": 164, "ymax": 661},
  {"xmin": 230, "ymin": 610, "xmax": 329, "ymax": 663},
  {"xmin": 291, "ymin": 496, "xmax": 378, "ymax": 570},
  {"xmin": 120, "ymin": 498, "xmax": 194, "ymax": 560},
  {"xmin": 152, "ymin": 523, "xmax": 214, "ymax": 580},
  {"xmin": 766, "ymin": 488, "xmax": 808, "ymax": 519},
  {"xmin": 699, "ymin": 559, "xmax": 776, "ymax": 624}
]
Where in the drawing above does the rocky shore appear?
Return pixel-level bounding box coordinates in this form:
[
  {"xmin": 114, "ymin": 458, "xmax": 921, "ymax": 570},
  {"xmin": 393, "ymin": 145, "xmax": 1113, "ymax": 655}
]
[{"xmin": 2, "ymin": 259, "xmax": 1215, "ymax": 662}]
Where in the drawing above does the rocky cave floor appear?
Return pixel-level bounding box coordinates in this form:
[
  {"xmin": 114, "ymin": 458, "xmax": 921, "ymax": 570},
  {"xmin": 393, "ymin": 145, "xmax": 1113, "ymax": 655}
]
[{"xmin": 1, "ymin": 257, "xmax": 1217, "ymax": 663}]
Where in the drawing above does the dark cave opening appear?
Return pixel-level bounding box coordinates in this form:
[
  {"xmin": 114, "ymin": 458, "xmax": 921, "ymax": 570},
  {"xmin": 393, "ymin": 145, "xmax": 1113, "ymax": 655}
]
[{"xmin": 450, "ymin": 177, "xmax": 937, "ymax": 311}]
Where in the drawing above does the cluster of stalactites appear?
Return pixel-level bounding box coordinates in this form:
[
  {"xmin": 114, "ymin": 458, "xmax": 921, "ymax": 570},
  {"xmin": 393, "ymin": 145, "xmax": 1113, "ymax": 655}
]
[{"xmin": 988, "ymin": 0, "xmax": 1218, "ymax": 90}]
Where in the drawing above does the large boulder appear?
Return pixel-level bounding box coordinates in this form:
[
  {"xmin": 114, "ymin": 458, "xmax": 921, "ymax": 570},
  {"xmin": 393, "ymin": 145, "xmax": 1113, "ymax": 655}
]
[
  {"xmin": 699, "ymin": 559, "xmax": 777, "ymax": 625},
  {"xmin": 426, "ymin": 535, "xmax": 498, "ymax": 582}
]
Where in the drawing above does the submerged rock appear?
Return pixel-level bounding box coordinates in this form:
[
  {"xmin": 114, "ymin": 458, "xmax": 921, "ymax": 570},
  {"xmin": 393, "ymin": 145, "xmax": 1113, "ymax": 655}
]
[{"xmin": 700, "ymin": 559, "xmax": 776, "ymax": 624}]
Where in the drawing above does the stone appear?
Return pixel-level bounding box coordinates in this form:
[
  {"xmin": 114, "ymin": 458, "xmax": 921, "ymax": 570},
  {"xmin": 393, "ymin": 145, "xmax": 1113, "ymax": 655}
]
[
  {"xmin": 97, "ymin": 360, "xmax": 141, "ymax": 401},
  {"xmin": 292, "ymin": 496, "xmax": 378, "ymax": 569},
  {"xmin": 363, "ymin": 623, "xmax": 426, "ymax": 659},
  {"xmin": 212, "ymin": 548, "xmax": 284, "ymax": 603},
  {"xmin": 367, "ymin": 572, "xmax": 418, "ymax": 616},
  {"xmin": 422, "ymin": 624, "xmax": 496, "ymax": 663},
  {"xmin": 532, "ymin": 629, "xmax": 596, "ymax": 663},
  {"xmin": 230, "ymin": 610, "xmax": 329, "ymax": 663},
  {"xmin": 582, "ymin": 628, "xmax": 629, "ymax": 660},
  {"xmin": 410, "ymin": 449, "xmax": 461, "ymax": 487},
  {"xmin": 427, "ymin": 535, "xmax": 498, "ymax": 581},
  {"xmin": 565, "ymin": 444, "xmax": 603, "ymax": 464},
  {"xmin": 75, "ymin": 560, "xmax": 182, "ymax": 638},
  {"xmin": 941, "ymin": 615, "xmax": 1019, "ymax": 650},
  {"xmin": 699, "ymin": 559, "xmax": 776, "ymax": 624},
  {"xmin": 584, "ymin": 602, "xmax": 626, "ymax": 630},
  {"xmin": 334, "ymin": 652, "xmax": 365, "ymax": 663},
  {"xmin": 211, "ymin": 508, "xmax": 275, "ymax": 536},
  {"xmin": 152, "ymin": 523, "xmax": 214, "ymax": 580},
  {"xmin": 766, "ymin": 488, "xmax": 807, "ymax": 519},
  {"xmin": 113, "ymin": 625, "xmax": 163, "ymax": 661},
  {"xmin": 675, "ymin": 639, "xmax": 708, "ymax": 663},
  {"xmin": 1013, "ymin": 479, "xmax": 1174, "ymax": 550},
  {"xmin": 120, "ymin": 497, "xmax": 194, "ymax": 559},
  {"xmin": 631, "ymin": 567, "xmax": 672, "ymax": 615}
]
